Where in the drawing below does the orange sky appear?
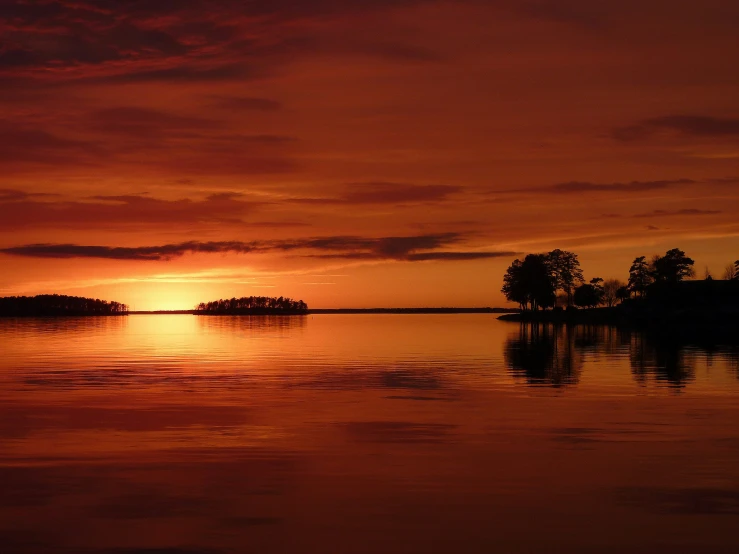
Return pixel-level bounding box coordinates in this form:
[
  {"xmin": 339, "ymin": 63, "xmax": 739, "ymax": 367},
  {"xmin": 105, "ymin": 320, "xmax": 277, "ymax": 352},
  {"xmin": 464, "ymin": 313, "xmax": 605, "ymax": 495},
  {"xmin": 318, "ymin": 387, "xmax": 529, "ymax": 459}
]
[{"xmin": 1, "ymin": 0, "xmax": 738, "ymax": 309}]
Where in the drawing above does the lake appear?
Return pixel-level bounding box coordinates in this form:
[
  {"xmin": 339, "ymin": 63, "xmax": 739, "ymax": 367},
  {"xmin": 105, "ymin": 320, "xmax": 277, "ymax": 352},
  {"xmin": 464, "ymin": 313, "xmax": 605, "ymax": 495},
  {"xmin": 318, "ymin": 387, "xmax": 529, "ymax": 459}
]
[{"xmin": 1, "ymin": 314, "xmax": 739, "ymax": 554}]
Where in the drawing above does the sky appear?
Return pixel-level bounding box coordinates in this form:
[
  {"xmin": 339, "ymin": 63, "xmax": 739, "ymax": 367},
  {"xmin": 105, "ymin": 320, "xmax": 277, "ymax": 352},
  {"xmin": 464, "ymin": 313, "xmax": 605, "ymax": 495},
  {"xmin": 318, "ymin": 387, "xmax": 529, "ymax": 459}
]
[{"xmin": 1, "ymin": 0, "xmax": 738, "ymax": 310}]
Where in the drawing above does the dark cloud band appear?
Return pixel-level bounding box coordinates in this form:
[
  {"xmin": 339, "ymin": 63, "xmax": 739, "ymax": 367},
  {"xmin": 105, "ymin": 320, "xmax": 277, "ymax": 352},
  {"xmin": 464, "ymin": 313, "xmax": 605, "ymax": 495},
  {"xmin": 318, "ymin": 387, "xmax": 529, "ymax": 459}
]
[{"xmin": 0, "ymin": 234, "xmax": 516, "ymax": 263}]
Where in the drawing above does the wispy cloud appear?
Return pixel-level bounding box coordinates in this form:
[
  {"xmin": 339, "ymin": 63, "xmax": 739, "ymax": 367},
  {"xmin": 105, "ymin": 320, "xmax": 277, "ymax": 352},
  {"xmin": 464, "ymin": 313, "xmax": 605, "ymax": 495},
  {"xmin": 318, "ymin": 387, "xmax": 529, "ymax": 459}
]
[
  {"xmin": 497, "ymin": 178, "xmax": 696, "ymax": 195},
  {"xmin": 0, "ymin": 192, "xmax": 266, "ymax": 230},
  {"xmin": 0, "ymin": 188, "xmax": 58, "ymax": 201},
  {"xmin": 613, "ymin": 115, "xmax": 739, "ymax": 141},
  {"xmin": 294, "ymin": 182, "xmax": 462, "ymax": 205},
  {"xmin": 633, "ymin": 208, "xmax": 722, "ymax": 218},
  {"xmin": 206, "ymin": 95, "xmax": 282, "ymax": 111}
]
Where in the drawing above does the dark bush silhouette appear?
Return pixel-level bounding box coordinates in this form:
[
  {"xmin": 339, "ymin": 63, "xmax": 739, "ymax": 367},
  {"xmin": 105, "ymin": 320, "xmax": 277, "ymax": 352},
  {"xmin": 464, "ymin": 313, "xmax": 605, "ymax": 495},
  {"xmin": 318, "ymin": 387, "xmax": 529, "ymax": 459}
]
[
  {"xmin": 572, "ymin": 285, "xmax": 591, "ymax": 308},
  {"xmin": 616, "ymin": 285, "xmax": 630, "ymax": 304},
  {"xmin": 0, "ymin": 294, "xmax": 128, "ymax": 316},
  {"xmin": 195, "ymin": 296, "xmax": 308, "ymax": 315},
  {"xmin": 645, "ymin": 278, "xmax": 739, "ymax": 310},
  {"xmin": 573, "ymin": 278, "xmax": 604, "ymax": 309}
]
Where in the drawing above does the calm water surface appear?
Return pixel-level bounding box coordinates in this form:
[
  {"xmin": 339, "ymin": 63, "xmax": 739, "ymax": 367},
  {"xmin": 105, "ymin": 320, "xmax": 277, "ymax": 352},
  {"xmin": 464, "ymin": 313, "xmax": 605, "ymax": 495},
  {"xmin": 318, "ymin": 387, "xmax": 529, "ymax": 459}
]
[{"xmin": 1, "ymin": 314, "xmax": 739, "ymax": 553}]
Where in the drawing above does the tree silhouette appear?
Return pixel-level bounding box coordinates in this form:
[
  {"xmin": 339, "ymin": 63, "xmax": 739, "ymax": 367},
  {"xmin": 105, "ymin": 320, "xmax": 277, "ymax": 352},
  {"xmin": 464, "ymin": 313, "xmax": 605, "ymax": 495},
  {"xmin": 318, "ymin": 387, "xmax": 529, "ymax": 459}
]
[
  {"xmin": 501, "ymin": 259, "xmax": 528, "ymax": 309},
  {"xmin": 501, "ymin": 254, "xmax": 556, "ymax": 311},
  {"xmin": 651, "ymin": 248, "xmax": 695, "ymax": 283},
  {"xmin": 628, "ymin": 256, "xmax": 652, "ymax": 297},
  {"xmin": 547, "ymin": 249, "xmax": 584, "ymax": 305},
  {"xmin": 602, "ymin": 278, "xmax": 625, "ymax": 307},
  {"xmin": 723, "ymin": 263, "xmax": 737, "ymax": 281}
]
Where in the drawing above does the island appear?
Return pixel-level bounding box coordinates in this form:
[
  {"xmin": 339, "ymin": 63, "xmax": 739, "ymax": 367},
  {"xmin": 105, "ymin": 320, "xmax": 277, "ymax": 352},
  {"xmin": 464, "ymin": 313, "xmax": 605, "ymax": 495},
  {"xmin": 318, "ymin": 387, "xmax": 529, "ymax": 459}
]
[
  {"xmin": 0, "ymin": 294, "xmax": 129, "ymax": 317},
  {"xmin": 195, "ymin": 296, "xmax": 308, "ymax": 315}
]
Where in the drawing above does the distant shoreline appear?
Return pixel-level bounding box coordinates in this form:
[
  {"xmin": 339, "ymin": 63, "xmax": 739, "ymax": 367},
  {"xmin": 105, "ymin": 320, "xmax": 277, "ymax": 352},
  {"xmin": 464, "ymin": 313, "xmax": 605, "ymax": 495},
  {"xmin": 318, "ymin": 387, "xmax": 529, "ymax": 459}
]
[
  {"xmin": 308, "ymin": 307, "xmax": 516, "ymax": 314},
  {"xmin": 1, "ymin": 307, "xmax": 519, "ymax": 317},
  {"xmin": 125, "ymin": 307, "xmax": 518, "ymax": 315}
]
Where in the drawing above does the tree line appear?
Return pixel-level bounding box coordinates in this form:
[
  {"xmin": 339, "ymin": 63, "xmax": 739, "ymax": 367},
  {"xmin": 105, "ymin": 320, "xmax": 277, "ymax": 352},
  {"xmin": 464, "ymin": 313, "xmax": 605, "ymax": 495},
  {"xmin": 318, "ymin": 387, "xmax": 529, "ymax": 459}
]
[
  {"xmin": 0, "ymin": 294, "xmax": 128, "ymax": 316},
  {"xmin": 195, "ymin": 296, "xmax": 308, "ymax": 314},
  {"xmin": 502, "ymin": 248, "xmax": 738, "ymax": 311}
]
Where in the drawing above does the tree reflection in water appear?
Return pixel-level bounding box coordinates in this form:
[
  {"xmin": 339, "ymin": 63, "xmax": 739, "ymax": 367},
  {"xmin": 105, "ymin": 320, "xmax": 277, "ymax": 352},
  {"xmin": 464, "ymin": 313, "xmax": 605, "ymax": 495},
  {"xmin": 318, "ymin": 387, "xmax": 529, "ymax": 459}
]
[
  {"xmin": 504, "ymin": 324, "xmax": 582, "ymax": 387},
  {"xmin": 717, "ymin": 345, "xmax": 739, "ymax": 381},
  {"xmin": 627, "ymin": 331, "xmax": 696, "ymax": 388},
  {"xmin": 504, "ymin": 323, "xmax": 739, "ymax": 389}
]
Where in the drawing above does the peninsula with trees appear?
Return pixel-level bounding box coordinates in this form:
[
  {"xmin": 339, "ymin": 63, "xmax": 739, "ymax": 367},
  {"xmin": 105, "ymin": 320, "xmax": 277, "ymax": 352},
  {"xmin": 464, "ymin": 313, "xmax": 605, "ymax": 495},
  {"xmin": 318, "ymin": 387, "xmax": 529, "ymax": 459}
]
[{"xmin": 499, "ymin": 249, "xmax": 739, "ymax": 327}]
